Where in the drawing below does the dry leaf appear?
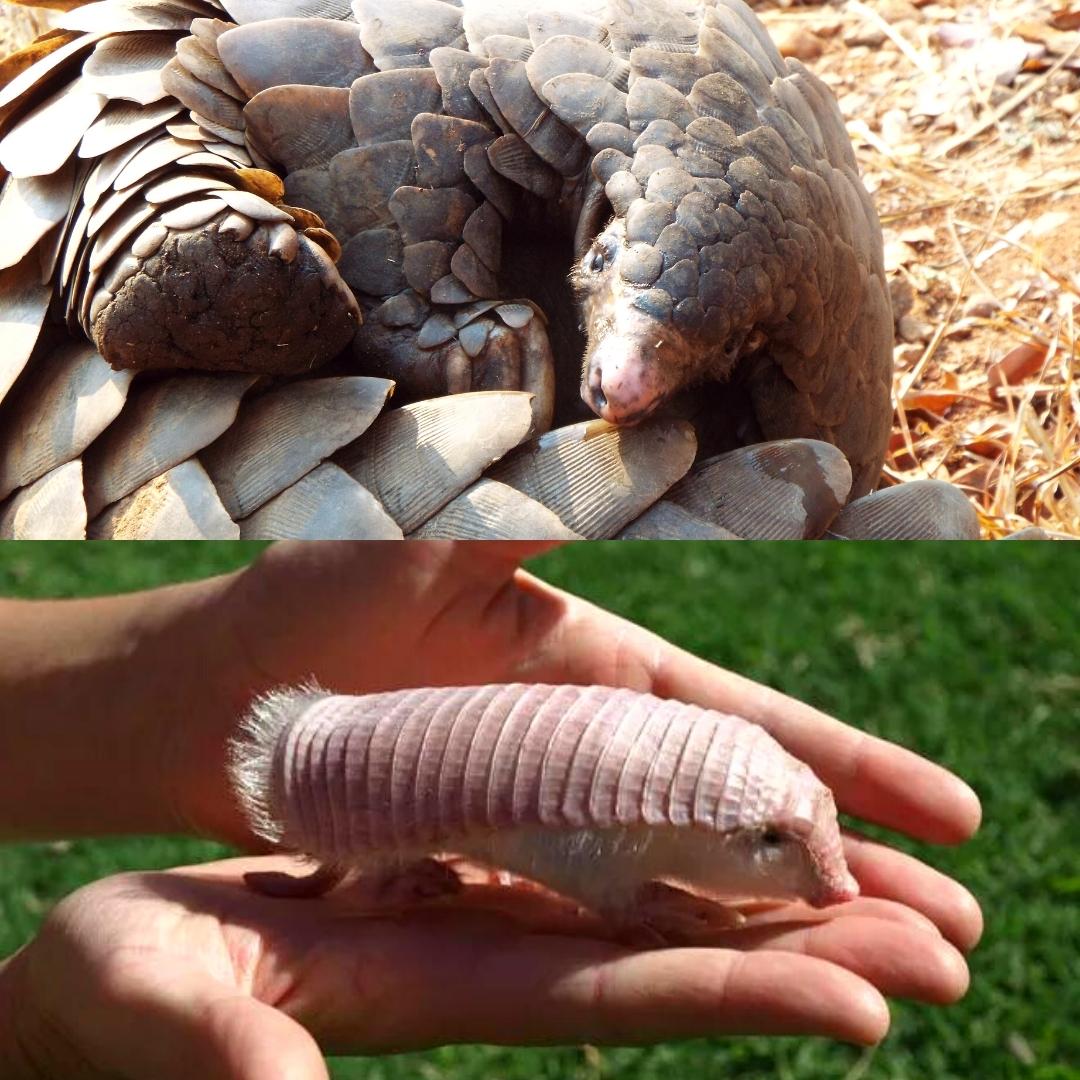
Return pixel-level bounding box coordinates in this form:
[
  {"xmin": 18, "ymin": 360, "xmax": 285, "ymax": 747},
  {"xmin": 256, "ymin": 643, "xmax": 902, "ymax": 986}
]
[
  {"xmin": 1050, "ymin": 9, "xmax": 1080, "ymax": 31},
  {"xmin": 988, "ymin": 341, "xmax": 1049, "ymax": 389},
  {"xmin": 903, "ymin": 388, "xmax": 962, "ymax": 412}
]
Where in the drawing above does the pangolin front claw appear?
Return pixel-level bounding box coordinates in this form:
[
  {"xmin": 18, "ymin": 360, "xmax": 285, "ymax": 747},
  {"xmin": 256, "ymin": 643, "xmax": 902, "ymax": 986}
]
[{"xmin": 92, "ymin": 220, "xmax": 359, "ymax": 375}]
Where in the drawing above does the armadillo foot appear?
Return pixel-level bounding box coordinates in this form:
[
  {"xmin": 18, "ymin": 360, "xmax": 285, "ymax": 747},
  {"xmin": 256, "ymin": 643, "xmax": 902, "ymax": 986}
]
[
  {"xmin": 374, "ymin": 856, "xmax": 465, "ymax": 906},
  {"xmin": 354, "ymin": 299, "xmax": 555, "ymax": 434},
  {"xmin": 613, "ymin": 881, "xmax": 747, "ymax": 948},
  {"xmin": 243, "ymin": 862, "xmax": 348, "ymax": 899}
]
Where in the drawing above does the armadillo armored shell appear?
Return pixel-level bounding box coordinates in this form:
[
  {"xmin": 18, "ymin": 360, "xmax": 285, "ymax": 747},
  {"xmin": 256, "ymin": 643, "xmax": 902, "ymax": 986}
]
[
  {"xmin": 229, "ymin": 682, "xmax": 860, "ymax": 914},
  {"xmin": 0, "ymin": 0, "xmax": 968, "ymax": 540}
]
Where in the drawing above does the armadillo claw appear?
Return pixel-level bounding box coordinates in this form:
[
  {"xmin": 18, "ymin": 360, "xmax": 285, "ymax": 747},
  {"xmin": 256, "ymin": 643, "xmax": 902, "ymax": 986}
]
[
  {"xmin": 613, "ymin": 881, "xmax": 748, "ymax": 949},
  {"xmin": 374, "ymin": 857, "xmax": 464, "ymax": 906}
]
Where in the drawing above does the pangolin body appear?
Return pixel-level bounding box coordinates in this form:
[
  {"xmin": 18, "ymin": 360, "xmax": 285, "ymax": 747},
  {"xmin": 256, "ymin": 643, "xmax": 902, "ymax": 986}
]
[
  {"xmin": 230, "ymin": 684, "xmax": 859, "ymax": 918},
  {"xmin": 0, "ymin": 0, "xmax": 911, "ymax": 541}
]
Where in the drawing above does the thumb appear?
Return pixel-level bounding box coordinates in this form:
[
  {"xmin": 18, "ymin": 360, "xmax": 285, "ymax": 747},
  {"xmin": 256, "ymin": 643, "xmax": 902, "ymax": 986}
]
[
  {"xmin": 450, "ymin": 540, "xmax": 569, "ymax": 565},
  {"xmin": 91, "ymin": 964, "xmax": 328, "ymax": 1080}
]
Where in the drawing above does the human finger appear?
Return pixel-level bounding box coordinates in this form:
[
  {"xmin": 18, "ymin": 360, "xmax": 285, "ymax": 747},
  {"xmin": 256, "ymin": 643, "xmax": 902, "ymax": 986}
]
[
  {"xmin": 842, "ymin": 829, "xmax": 984, "ymax": 950},
  {"xmin": 697, "ymin": 915, "xmax": 969, "ymax": 1005},
  {"xmin": 265, "ymin": 911, "xmax": 890, "ymax": 1050},
  {"xmin": 516, "ymin": 582, "xmax": 982, "ymax": 844}
]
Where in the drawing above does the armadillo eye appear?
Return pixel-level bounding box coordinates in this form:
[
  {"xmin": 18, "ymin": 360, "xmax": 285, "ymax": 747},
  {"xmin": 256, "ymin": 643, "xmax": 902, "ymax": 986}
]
[
  {"xmin": 590, "ymin": 249, "xmax": 606, "ymax": 273},
  {"xmin": 762, "ymin": 828, "xmax": 784, "ymax": 845}
]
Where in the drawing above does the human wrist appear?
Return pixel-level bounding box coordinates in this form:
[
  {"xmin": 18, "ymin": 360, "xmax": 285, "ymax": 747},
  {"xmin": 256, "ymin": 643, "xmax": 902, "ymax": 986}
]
[
  {"xmin": 138, "ymin": 568, "xmax": 270, "ymax": 847},
  {"xmin": 0, "ymin": 570, "xmax": 251, "ymax": 845}
]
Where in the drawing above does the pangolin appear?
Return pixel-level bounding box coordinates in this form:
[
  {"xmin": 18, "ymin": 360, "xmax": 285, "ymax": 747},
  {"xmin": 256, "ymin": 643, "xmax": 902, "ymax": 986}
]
[
  {"xmin": 228, "ymin": 684, "xmax": 859, "ymax": 938},
  {"xmin": 0, "ymin": 0, "xmax": 980, "ymax": 540}
]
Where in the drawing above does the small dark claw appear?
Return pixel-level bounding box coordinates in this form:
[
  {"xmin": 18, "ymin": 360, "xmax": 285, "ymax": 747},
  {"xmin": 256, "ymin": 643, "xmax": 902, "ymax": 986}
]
[{"xmin": 243, "ymin": 863, "xmax": 346, "ymax": 899}]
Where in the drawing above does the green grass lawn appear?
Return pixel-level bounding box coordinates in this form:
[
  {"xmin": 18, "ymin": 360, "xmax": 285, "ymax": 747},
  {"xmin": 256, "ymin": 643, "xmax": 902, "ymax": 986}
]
[{"xmin": 1, "ymin": 543, "xmax": 1077, "ymax": 1079}]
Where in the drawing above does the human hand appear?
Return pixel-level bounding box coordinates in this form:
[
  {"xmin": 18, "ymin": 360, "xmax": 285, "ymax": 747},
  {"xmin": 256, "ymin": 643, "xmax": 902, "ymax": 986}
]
[
  {"xmin": 174, "ymin": 542, "xmax": 980, "ymax": 945},
  {"xmin": 0, "ymin": 848, "xmax": 971, "ymax": 1079}
]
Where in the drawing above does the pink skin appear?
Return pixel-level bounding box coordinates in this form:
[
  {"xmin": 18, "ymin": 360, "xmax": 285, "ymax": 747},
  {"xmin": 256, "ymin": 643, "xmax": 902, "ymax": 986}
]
[
  {"xmin": 576, "ymin": 224, "xmax": 697, "ymax": 426},
  {"xmin": 583, "ymin": 308, "xmax": 688, "ymax": 424}
]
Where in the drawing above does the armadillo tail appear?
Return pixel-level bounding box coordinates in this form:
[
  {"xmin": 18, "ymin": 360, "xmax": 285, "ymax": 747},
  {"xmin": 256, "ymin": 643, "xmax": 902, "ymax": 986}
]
[{"xmin": 230, "ymin": 682, "xmax": 331, "ymax": 847}]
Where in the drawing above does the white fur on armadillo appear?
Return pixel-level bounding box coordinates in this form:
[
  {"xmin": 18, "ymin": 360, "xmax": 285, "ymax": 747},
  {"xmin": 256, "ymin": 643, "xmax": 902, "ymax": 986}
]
[{"xmin": 231, "ymin": 684, "xmax": 857, "ymax": 906}]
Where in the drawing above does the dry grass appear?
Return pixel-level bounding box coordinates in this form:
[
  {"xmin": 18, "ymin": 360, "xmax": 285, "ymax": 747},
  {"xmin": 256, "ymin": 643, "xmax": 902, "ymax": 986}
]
[
  {"xmin": 764, "ymin": 0, "xmax": 1080, "ymax": 537},
  {"xmin": 0, "ymin": 3, "xmax": 47, "ymax": 56}
]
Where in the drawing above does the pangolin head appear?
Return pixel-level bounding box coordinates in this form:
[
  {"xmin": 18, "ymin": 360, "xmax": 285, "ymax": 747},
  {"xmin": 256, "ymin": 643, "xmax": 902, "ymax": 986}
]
[{"xmin": 571, "ymin": 197, "xmax": 771, "ymax": 426}]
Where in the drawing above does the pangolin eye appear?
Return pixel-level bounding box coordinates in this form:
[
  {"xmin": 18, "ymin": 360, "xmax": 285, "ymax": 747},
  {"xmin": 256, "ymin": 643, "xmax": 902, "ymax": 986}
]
[
  {"xmin": 762, "ymin": 828, "xmax": 785, "ymax": 846},
  {"xmin": 590, "ymin": 249, "xmax": 606, "ymax": 273}
]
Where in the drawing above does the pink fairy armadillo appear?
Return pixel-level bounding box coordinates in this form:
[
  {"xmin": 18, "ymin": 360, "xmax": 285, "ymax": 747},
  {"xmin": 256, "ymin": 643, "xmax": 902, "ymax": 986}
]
[{"xmin": 229, "ymin": 683, "xmax": 858, "ymax": 928}]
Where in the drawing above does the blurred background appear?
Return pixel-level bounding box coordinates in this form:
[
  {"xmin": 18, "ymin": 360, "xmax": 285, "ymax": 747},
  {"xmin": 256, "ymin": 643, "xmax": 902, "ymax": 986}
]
[{"xmin": 0, "ymin": 542, "xmax": 1076, "ymax": 1079}]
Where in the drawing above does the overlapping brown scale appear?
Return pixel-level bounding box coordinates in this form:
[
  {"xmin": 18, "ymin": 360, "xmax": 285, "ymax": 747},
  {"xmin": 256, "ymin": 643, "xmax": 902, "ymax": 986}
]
[
  {"xmin": 410, "ymin": 478, "xmax": 582, "ymax": 539},
  {"xmin": 175, "ymin": 34, "xmax": 245, "ymax": 100},
  {"xmin": 238, "ymin": 461, "xmax": 403, "ymax": 540},
  {"xmin": 617, "ymin": 500, "xmax": 739, "ymax": 540},
  {"xmin": 488, "ymin": 416, "xmax": 697, "ymax": 538},
  {"xmin": 703, "ymin": 1, "xmax": 785, "ymax": 80},
  {"xmin": 244, "ymin": 83, "xmax": 352, "ymax": 171},
  {"xmin": 220, "ymin": 0, "xmax": 353, "ymax": 24},
  {"xmin": 526, "ymin": 10, "xmax": 608, "ymax": 49},
  {"xmin": 826, "ymin": 480, "xmax": 981, "ymax": 541},
  {"xmin": 81, "ymin": 30, "xmax": 180, "ymax": 105},
  {"xmin": 538, "ymin": 70, "xmax": 628, "ymax": 137},
  {"xmin": 79, "ymin": 98, "xmax": 181, "ymax": 158},
  {"xmin": 58, "ymin": 2, "xmax": 214, "ymax": 36},
  {"xmin": 353, "ymin": 0, "xmax": 464, "ymax": 71},
  {"xmin": 665, "ymin": 440, "xmax": 852, "ymax": 540},
  {"xmin": 485, "ymin": 57, "xmax": 584, "ymax": 175},
  {"xmin": 200, "ymin": 375, "xmax": 393, "ymax": 520},
  {"xmin": 0, "ymin": 29, "xmax": 105, "ymax": 113},
  {"xmin": 0, "ymin": 459, "xmax": 86, "ymax": 540},
  {"xmin": 427, "ymin": 45, "xmax": 488, "ymax": 124},
  {"xmin": 82, "ymin": 371, "xmax": 256, "ymax": 516},
  {"xmin": 482, "ymin": 34, "xmax": 532, "ymax": 63},
  {"xmin": 92, "ymin": 139, "xmax": 197, "ymax": 215},
  {"xmin": 290, "ymin": 143, "xmax": 395, "ymax": 239},
  {"xmin": 0, "ymin": 342, "xmax": 132, "ymax": 501},
  {"xmin": 462, "ymin": 139, "xmax": 515, "ymax": 217},
  {"xmin": 486, "ymin": 132, "xmax": 559, "ymax": 198},
  {"xmin": 348, "ymin": 67, "xmax": 440, "ymax": 150},
  {"xmin": 460, "ymin": 6, "xmax": 530, "ymax": 55},
  {"xmin": 698, "ymin": 26, "xmax": 774, "ymax": 110},
  {"xmin": 216, "ymin": 18, "xmax": 373, "ymax": 98},
  {"xmin": 411, "ymin": 112, "xmax": 491, "ymax": 188},
  {"xmin": 605, "ymin": 0, "xmax": 699, "ymax": 58},
  {"xmin": 0, "ymin": 160, "xmax": 75, "ymax": 270},
  {"xmin": 161, "ymin": 54, "xmax": 243, "ymax": 131},
  {"xmin": 526, "ymin": 34, "xmax": 629, "ymax": 97},
  {"xmin": 629, "ymin": 48, "xmax": 709, "ymax": 97},
  {"xmin": 336, "ymin": 390, "xmax": 534, "ymax": 532},
  {"xmin": 88, "ymin": 458, "xmax": 239, "ymax": 539},
  {"xmin": 0, "ymin": 80, "xmax": 106, "ymax": 177},
  {"xmin": 0, "ymin": 258, "xmax": 52, "ymax": 405}
]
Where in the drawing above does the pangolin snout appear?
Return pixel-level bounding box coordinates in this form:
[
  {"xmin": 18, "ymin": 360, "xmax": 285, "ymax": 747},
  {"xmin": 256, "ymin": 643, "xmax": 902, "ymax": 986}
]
[{"xmin": 582, "ymin": 328, "xmax": 678, "ymax": 425}]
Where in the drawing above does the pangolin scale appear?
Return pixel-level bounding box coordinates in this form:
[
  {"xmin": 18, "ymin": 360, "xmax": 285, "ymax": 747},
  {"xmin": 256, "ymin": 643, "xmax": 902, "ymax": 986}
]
[
  {"xmin": 0, "ymin": 0, "xmax": 981, "ymax": 540},
  {"xmin": 230, "ymin": 683, "xmax": 859, "ymax": 918}
]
